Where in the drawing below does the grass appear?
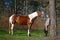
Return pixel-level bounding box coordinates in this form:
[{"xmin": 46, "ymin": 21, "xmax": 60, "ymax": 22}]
[{"xmin": 0, "ymin": 29, "xmax": 50, "ymax": 40}]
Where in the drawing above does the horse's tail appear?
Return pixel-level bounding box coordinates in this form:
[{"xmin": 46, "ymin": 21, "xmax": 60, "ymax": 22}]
[{"xmin": 9, "ymin": 17, "xmax": 11, "ymax": 34}]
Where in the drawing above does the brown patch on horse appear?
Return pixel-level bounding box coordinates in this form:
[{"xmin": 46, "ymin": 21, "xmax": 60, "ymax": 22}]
[{"xmin": 16, "ymin": 15, "xmax": 30, "ymax": 25}]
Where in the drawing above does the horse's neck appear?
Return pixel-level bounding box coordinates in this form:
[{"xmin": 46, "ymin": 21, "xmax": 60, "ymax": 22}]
[{"xmin": 28, "ymin": 12, "xmax": 38, "ymax": 20}]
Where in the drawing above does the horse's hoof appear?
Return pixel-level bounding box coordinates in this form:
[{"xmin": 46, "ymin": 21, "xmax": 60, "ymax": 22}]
[
  {"xmin": 28, "ymin": 34, "xmax": 31, "ymax": 37},
  {"xmin": 29, "ymin": 34, "xmax": 31, "ymax": 37}
]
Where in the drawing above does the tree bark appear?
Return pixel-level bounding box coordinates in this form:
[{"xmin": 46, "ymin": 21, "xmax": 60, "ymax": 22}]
[{"xmin": 49, "ymin": 0, "xmax": 56, "ymax": 39}]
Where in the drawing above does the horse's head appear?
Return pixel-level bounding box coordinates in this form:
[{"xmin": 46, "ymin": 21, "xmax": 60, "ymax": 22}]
[{"xmin": 37, "ymin": 10, "xmax": 44, "ymax": 17}]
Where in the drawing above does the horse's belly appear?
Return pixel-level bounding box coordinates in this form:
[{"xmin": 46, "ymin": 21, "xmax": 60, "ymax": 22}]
[{"xmin": 20, "ymin": 21, "xmax": 27, "ymax": 25}]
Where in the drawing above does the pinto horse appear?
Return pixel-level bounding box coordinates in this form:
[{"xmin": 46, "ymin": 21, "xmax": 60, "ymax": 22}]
[{"xmin": 9, "ymin": 10, "xmax": 43, "ymax": 37}]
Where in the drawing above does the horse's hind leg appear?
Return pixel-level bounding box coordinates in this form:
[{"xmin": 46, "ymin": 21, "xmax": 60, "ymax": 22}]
[
  {"xmin": 11, "ymin": 24, "xmax": 14, "ymax": 35},
  {"xmin": 27, "ymin": 23, "xmax": 31, "ymax": 37}
]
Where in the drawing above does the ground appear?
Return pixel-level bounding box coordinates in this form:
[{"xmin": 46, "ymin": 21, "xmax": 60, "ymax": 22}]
[{"xmin": 0, "ymin": 29, "xmax": 50, "ymax": 40}]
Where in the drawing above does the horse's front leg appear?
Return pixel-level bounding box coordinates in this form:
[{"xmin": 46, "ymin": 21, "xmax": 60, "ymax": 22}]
[
  {"xmin": 27, "ymin": 23, "xmax": 31, "ymax": 37},
  {"xmin": 11, "ymin": 24, "xmax": 14, "ymax": 35}
]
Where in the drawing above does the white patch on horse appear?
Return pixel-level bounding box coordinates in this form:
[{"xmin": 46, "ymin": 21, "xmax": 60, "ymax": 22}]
[
  {"xmin": 28, "ymin": 12, "xmax": 38, "ymax": 22},
  {"xmin": 9, "ymin": 15, "xmax": 14, "ymax": 24}
]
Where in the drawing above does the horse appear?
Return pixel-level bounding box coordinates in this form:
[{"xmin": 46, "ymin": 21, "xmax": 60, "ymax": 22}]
[{"xmin": 9, "ymin": 10, "xmax": 44, "ymax": 37}]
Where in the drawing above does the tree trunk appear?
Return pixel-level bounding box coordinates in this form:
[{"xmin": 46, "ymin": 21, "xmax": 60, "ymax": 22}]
[{"xmin": 49, "ymin": 0, "xmax": 56, "ymax": 39}]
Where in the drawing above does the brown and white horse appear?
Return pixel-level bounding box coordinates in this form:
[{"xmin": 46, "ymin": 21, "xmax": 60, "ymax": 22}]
[{"xmin": 9, "ymin": 10, "xmax": 43, "ymax": 37}]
